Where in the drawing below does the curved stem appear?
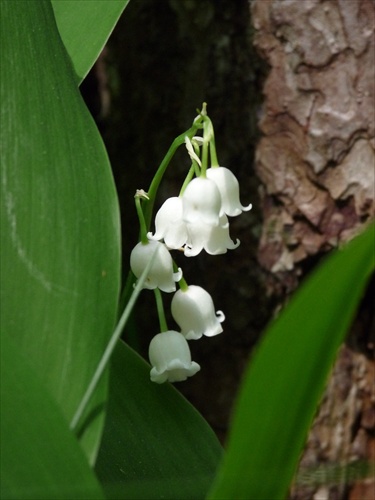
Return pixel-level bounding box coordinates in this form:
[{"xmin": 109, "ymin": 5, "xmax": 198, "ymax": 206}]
[
  {"xmin": 178, "ymin": 275, "xmax": 189, "ymax": 292},
  {"xmin": 135, "ymin": 195, "xmax": 148, "ymax": 244},
  {"xmin": 208, "ymin": 118, "xmax": 219, "ymax": 167},
  {"xmin": 70, "ymin": 245, "xmax": 159, "ymax": 432},
  {"xmin": 172, "ymin": 261, "xmax": 188, "ymax": 291},
  {"xmin": 201, "ymin": 120, "xmax": 209, "ymax": 178},
  {"xmin": 143, "ymin": 120, "xmax": 204, "ymax": 230},
  {"xmin": 179, "ymin": 164, "xmax": 195, "ymax": 196}
]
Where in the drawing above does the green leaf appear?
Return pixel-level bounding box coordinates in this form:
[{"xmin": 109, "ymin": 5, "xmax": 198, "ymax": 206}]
[
  {"xmin": 95, "ymin": 340, "xmax": 223, "ymax": 499},
  {"xmin": 209, "ymin": 224, "xmax": 375, "ymax": 500},
  {"xmin": 51, "ymin": 0, "xmax": 130, "ymax": 84},
  {"xmin": 0, "ymin": 0, "xmax": 120, "ymax": 463},
  {"xmin": 0, "ymin": 334, "xmax": 104, "ymax": 500}
]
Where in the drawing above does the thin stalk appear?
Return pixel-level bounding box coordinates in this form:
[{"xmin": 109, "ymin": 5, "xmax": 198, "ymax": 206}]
[
  {"xmin": 208, "ymin": 118, "xmax": 219, "ymax": 167},
  {"xmin": 143, "ymin": 117, "xmax": 204, "ymax": 229},
  {"xmin": 172, "ymin": 260, "xmax": 188, "ymax": 291},
  {"xmin": 179, "ymin": 164, "xmax": 196, "ymax": 196},
  {"xmin": 154, "ymin": 288, "xmax": 168, "ymax": 332},
  {"xmin": 201, "ymin": 121, "xmax": 209, "ymax": 178},
  {"xmin": 118, "ymin": 269, "xmax": 136, "ymax": 321},
  {"xmin": 135, "ymin": 194, "xmax": 148, "ymax": 244},
  {"xmin": 70, "ymin": 245, "xmax": 159, "ymax": 432},
  {"xmin": 192, "ymin": 139, "xmax": 202, "ymax": 177},
  {"xmin": 178, "ymin": 275, "xmax": 189, "ymax": 292}
]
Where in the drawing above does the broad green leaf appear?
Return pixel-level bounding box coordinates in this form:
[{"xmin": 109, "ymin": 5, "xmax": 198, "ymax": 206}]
[
  {"xmin": 209, "ymin": 224, "xmax": 374, "ymax": 500},
  {"xmin": 95, "ymin": 340, "xmax": 223, "ymax": 499},
  {"xmin": 0, "ymin": 0, "xmax": 120, "ymax": 463},
  {"xmin": 0, "ymin": 334, "xmax": 104, "ymax": 500},
  {"xmin": 51, "ymin": 0, "xmax": 130, "ymax": 84}
]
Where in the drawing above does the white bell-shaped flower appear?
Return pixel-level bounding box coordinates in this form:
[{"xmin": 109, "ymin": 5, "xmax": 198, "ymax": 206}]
[
  {"xmin": 148, "ymin": 330, "xmax": 201, "ymax": 383},
  {"xmin": 184, "ymin": 214, "xmax": 240, "ymax": 257},
  {"xmin": 147, "ymin": 197, "xmax": 188, "ymax": 249},
  {"xmin": 130, "ymin": 240, "xmax": 182, "ymax": 293},
  {"xmin": 171, "ymin": 285, "xmax": 225, "ymax": 340},
  {"xmin": 182, "ymin": 177, "xmax": 222, "ymax": 226},
  {"xmin": 206, "ymin": 166, "xmax": 252, "ymax": 217}
]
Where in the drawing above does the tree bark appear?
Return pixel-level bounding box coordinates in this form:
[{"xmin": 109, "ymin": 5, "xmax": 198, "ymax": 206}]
[
  {"xmin": 253, "ymin": 0, "xmax": 374, "ymax": 291},
  {"xmin": 252, "ymin": 1, "xmax": 375, "ymax": 497}
]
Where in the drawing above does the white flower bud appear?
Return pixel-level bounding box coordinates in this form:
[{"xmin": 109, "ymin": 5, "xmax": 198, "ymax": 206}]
[
  {"xmin": 171, "ymin": 285, "xmax": 225, "ymax": 340},
  {"xmin": 148, "ymin": 331, "xmax": 201, "ymax": 383},
  {"xmin": 184, "ymin": 215, "xmax": 240, "ymax": 257},
  {"xmin": 206, "ymin": 166, "xmax": 252, "ymax": 217},
  {"xmin": 182, "ymin": 177, "xmax": 222, "ymax": 226},
  {"xmin": 130, "ymin": 240, "xmax": 182, "ymax": 293},
  {"xmin": 147, "ymin": 197, "xmax": 188, "ymax": 249}
]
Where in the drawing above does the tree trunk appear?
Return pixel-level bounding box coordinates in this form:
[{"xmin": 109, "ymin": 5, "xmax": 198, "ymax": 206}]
[{"xmin": 252, "ymin": 1, "xmax": 375, "ymax": 498}]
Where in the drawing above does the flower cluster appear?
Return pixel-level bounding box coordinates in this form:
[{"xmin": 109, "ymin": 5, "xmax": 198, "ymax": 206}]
[
  {"xmin": 129, "ymin": 105, "xmax": 251, "ymax": 383},
  {"xmin": 148, "ymin": 166, "xmax": 251, "ymax": 256}
]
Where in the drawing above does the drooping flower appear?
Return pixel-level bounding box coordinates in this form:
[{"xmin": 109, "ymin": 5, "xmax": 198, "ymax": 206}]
[
  {"xmin": 146, "ymin": 174, "xmax": 241, "ymax": 256},
  {"xmin": 184, "ymin": 214, "xmax": 240, "ymax": 257},
  {"xmin": 147, "ymin": 197, "xmax": 188, "ymax": 249},
  {"xmin": 171, "ymin": 285, "xmax": 225, "ymax": 340},
  {"xmin": 148, "ymin": 330, "xmax": 201, "ymax": 383},
  {"xmin": 147, "ymin": 199, "xmax": 239, "ymax": 256},
  {"xmin": 206, "ymin": 166, "xmax": 252, "ymax": 217},
  {"xmin": 130, "ymin": 240, "xmax": 182, "ymax": 292},
  {"xmin": 182, "ymin": 177, "xmax": 222, "ymax": 226}
]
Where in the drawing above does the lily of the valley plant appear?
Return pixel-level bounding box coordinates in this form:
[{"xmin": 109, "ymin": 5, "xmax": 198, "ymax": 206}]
[{"xmin": 130, "ymin": 104, "xmax": 252, "ymax": 383}]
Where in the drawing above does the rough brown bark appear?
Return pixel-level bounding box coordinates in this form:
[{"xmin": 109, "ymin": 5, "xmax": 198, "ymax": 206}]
[
  {"xmin": 252, "ymin": 0, "xmax": 374, "ymax": 292},
  {"xmin": 252, "ymin": 1, "xmax": 375, "ymax": 498}
]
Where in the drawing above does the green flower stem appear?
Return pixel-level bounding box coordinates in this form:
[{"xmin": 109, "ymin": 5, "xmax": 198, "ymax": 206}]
[
  {"xmin": 143, "ymin": 117, "xmax": 204, "ymax": 229},
  {"xmin": 154, "ymin": 288, "xmax": 168, "ymax": 332},
  {"xmin": 200, "ymin": 119, "xmax": 209, "ymax": 177},
  {"xmin": 118, "ymin": 269, "xmax": 136, "ymax": 320},
  {"xmin": 135, "ymin": 195, "xmax": 148, "ymax": 244},
  {"xmin": 178, "ymin": 275, "xmax": 189, "ymax": 292},
  {"xmin": 179, "ymin": 164, "xmax": 196, "ymax": 196},
  {"xmin": 172, "ymin": 261, "xmax": 188, "ymax": 291},
  {"xmin": 192, "ymin": 139, "xmax": 202, "ymax": 177},
  {"xmin": 208, "ymin": 118, "xmax": 219, "ymax": 167},
  {"xmin": 70, "ymin": 245, "xmax": 159, "ymax": 432}
]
